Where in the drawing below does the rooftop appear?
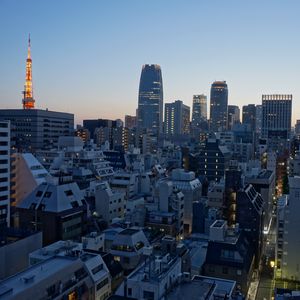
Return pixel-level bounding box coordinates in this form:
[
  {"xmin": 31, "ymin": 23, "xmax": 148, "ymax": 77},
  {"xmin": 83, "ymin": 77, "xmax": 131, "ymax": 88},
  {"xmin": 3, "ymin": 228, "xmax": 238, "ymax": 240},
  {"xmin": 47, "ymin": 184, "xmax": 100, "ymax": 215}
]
[
  {"xmin": 166, "ymin": 275, "xmax": 236, "ymax": 300},
  {"xmin": 0, "ymin": 256, "xmax": 77, "ymax": 298},
  {"xmin": 119, "ymin": 228, "xmax": 140, "ymax": 236}
]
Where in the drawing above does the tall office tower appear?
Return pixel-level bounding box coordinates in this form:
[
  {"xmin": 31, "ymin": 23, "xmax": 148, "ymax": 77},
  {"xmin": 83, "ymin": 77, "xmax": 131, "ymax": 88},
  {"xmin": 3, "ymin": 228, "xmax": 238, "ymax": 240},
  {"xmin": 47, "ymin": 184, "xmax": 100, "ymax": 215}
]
[
  {"xmin": 242, "ymin": 104, "xmax": 256, "ymax": 132},
  {"xmin": 255, "ymin": 105, "xmax": 262, "ymax": 135},
  {"xmin": 125, "ymin": 115, "xmax": 137, "ymax": 129},
  {"xmin": 209, "ymin": 81, "xmax": 228, "ymax": 132},
  {"xmin": 0, "ymin": 121, "xmax": 10, "ymax": 229},
  {"xmin": 0, "ymin": 110, "xmax": 74, "ymax": 151},
  {"xmin": 192, "ymin": 94, "xmax": 207, "ymax": 126},
  {"xmin": 164, "ymin": 100, "xmax": 190, "ymax": 136},
  {"xmin": 227, "ymin": 105, "xmax": 240, "ymax": 130},
  {"xmin": 137, "ymin": 64, "xmax": 163, "ymax": 135},
  {"xmin": 262, "ymin": 94, "xmax": 292, "ymax": 151},
  {"xmin": 22, "ymin": 35, "xmax": 35, "ymax": 110}
]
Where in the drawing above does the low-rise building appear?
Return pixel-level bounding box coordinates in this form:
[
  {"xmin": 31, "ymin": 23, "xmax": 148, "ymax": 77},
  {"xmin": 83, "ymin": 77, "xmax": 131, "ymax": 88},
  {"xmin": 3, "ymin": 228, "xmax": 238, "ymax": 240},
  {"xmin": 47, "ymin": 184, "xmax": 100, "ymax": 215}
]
[
  {"xmin": 203, "ymin": 220, "xmax": 255, "ymax": 294},
  {"xmin": 115, "ymin": 252, "xmax": 182, "ymax": 300},
  {"xmin": 110, "ymin": 228, "xmax": 149, "ymax": 271},
  {"xmin": 0, "ymin": 251, "xmax": 111, "ymax": 300},
  {"xmin": 94, "ymin": 181, "xmax": 125, "ymax": 225},
  {"xmin": 17, "ymin": 181, "xmax": 87, "ymax": 245},
  {"xmin": 171, "ymin": 169, "xmax": 202, "ymax": 235}
]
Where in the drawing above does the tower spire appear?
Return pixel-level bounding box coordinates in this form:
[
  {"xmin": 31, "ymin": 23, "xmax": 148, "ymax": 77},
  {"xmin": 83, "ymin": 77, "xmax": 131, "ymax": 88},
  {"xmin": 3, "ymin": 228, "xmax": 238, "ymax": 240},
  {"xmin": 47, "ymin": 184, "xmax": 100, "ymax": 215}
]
[
  {"xmin": 27, "ymin": 34, "xmax": 31, "ymax": 59},
  {"xmin": 22, "ymin": 34, "xmax": 35, "ymax": 109}
]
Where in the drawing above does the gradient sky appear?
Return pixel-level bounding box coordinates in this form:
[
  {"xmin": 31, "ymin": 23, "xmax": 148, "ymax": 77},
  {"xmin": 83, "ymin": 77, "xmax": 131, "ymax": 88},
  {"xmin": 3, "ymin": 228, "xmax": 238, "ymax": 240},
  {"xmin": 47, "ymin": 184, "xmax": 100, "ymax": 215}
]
[{"xmin": 0, "ymin": 0, "xmax": 300, "ymax": 125}]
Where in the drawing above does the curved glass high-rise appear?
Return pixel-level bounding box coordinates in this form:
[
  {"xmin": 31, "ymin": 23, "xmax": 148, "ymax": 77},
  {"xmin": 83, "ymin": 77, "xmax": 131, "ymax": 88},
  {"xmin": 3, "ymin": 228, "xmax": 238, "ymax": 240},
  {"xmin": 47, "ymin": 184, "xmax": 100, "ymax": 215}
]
[
  {"xmin": 137, "ymin": 64, "xmax": 163, "ymax": 135},
  {"xmin": 209, "ymin": 81, "xmax": 228, "ymax": 132}
]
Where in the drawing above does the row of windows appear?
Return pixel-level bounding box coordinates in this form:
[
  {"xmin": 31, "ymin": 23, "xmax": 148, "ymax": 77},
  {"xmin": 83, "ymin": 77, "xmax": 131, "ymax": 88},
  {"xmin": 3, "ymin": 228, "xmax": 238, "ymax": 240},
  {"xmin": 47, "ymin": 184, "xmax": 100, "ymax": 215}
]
[{"xmin": 96, "ymin": 277, "xmax": 109, "ymax": 291}]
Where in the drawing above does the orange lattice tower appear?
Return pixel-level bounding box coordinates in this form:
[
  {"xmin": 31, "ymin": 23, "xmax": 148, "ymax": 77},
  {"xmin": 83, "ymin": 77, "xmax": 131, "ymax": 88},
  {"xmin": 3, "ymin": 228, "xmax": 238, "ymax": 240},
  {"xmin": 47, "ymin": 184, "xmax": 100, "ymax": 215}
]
[{"xmin": 22, "ymin": 34, "xmax": 35, "ymax": 109}]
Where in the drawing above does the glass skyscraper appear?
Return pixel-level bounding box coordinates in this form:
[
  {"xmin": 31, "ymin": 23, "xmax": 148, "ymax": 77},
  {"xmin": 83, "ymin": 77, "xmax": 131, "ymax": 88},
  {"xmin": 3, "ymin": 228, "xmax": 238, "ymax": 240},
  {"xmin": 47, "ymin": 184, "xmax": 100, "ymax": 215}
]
[
  {"xmin": 192, "ymin": 94, "xmax": 207, "ymax": 127},
  {"xmin": 209, "ymin": 81, "xmax": 228, "ymax": 132},
  {"xmin": 137, "ymin": 64, "xmax": 163, "ymax": 135},
  {"xmin": 261, "ymin": 94, "xmax": 292, "ymax": 151}
]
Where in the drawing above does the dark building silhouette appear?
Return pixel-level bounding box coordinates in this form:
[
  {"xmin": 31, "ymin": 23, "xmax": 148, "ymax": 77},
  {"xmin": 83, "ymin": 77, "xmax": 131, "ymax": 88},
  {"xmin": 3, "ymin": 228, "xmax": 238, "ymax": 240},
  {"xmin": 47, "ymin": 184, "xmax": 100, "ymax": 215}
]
[
  {"xmin": 203, "ymin": 220, "xmax": 255, "ymax": 294},
  {"xmin": 224, "ymin": 162, "xmax": 243, "ymax": 225},
  {"xmin": 236, "ymin": 184, "xmax": 264, "ymax": 266},
  {"xmin": 197, "ymin": 138, "xmax": 231, "ymax": 182},
  {"xmin": 137, "ymin": 64, "xmax": 163, "ymax": 135},
  {"xmin": 209, "ymin": 81, "xmax": 228, "ymax": 132},
  {"xmin": 192, "ymin": 94, "xmax": 207, "ymax": 127},
  {"xmin": 242, "ymin": 104, "xmax": 256, "ymax": 132},
  {"xmin": 83, "ymin": 119, "xmax": 117, "ymax": 137},
  {"xmin": 227, "ymin": 105, "xmax": 240, "ymax": 130},
  {"xmin": 262, "ymin": 94, "xmax": 292, "ymax": 152}
]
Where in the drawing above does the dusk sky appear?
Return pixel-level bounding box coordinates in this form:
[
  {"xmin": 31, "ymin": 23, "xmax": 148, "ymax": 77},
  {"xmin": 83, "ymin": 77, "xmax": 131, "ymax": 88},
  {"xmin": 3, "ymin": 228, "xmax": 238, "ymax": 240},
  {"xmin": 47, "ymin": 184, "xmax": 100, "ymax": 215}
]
[{"xmin": 1, "ymin": 0, "xmax": 299, "ymax": 125}]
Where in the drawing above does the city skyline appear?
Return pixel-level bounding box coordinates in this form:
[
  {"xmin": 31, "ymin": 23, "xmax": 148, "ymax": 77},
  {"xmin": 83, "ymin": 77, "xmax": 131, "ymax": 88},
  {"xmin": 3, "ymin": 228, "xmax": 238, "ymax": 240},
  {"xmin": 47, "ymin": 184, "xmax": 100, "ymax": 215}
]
[{"xmin": 0, "ymin": 0, "xmax": 300, "ymax": 125}]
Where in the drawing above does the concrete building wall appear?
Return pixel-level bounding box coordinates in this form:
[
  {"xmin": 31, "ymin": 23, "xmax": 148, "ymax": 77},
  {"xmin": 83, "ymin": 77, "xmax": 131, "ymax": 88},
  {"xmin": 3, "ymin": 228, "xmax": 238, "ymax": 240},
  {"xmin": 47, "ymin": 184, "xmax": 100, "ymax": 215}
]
[{"xmin": 0, "ymin": 231, "xmax": 42, "ymax": 280}]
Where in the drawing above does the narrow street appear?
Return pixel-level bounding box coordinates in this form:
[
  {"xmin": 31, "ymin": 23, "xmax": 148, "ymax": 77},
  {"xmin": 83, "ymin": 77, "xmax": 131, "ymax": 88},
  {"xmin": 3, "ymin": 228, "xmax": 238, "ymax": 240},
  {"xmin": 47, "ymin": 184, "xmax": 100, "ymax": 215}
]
[{"xmin": 255, "ymin": 216, "xmax": 276, "ymax": 300}]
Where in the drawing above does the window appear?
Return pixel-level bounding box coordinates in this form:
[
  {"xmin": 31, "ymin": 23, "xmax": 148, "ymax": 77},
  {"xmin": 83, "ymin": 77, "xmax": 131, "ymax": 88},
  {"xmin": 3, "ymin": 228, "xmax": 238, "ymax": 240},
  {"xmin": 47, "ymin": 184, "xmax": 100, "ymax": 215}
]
[
  {"xmin": 222, "ymin": 267, "xmax": 228, "ymax": 274},
  {"xmin": 221, "ymin": 250, "xmax": 234, "ymax": 259},
  {"xmin": 96, "ymin": 277, "xmax": 109, "ymax": 290},
  {"xmin": 0, "ymin": 186, "xmax": 8, "ymax": 192},
  {"xmin": 36, "ymin": 190, "xmax": 43, "ymax": 197},
  {"xmin": 143, "ymin": 291, "xmax": 154, "ymax": 300},
  {"xmin": 44, "ymin": 191, "xmax": 52, "ymax": 198},
  {"xmin": 135, "ymin": 241, "xmax": 144, "ymax": 250},
  {"xmin": 70, "ymin": 201, "xmax": 79, "ymax": 208},
  {"xmin": 64, "ymin": 190, "xmax": 73, "ymax": 196},
  {"xmin": 123, "ymin": 257, "xmax": 130, "ymax": 264},
  {"xmin": 208, "ymin": 265, "xmax": 215, "ymax": 273},
  {"xmin": 92, "ymin": 264, "xmax": 103, "ymax": 274}
]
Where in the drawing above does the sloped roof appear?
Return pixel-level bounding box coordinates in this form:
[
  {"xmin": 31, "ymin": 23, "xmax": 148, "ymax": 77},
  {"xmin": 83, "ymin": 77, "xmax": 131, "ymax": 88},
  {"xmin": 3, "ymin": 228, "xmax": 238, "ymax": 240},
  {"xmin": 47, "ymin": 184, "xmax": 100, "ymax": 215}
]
[{"xmin": 18, "ymin": 181, "xmax": 84, "ymax": 213}]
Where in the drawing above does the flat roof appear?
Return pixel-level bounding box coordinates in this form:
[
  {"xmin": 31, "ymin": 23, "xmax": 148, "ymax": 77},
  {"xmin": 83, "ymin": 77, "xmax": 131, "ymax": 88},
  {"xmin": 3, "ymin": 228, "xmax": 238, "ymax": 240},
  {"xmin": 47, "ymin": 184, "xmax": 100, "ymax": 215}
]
[
  {"xmin": 0, "ymin": 256, "xmax": 78, "ymax": 298},
  {"xmin": 166, "ymin": 280, "xmax": 213, "ymax": 299},
  {"xmin": 166, "ymin": 275, "xmax": 236, "ymax": 299}
]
